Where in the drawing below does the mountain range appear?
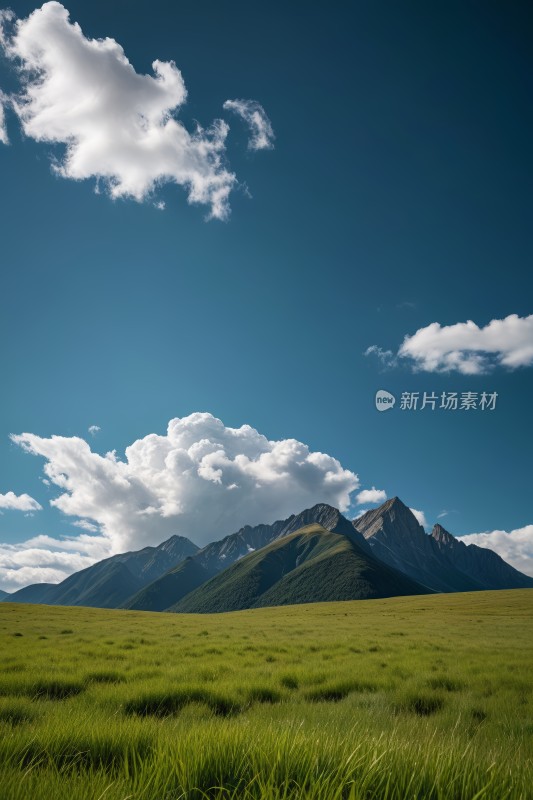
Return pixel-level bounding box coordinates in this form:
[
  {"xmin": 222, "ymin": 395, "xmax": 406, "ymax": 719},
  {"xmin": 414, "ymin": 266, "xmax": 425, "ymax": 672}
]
[
  {"xmin": 355, "ymin": 498, "xmax": 530, "ymax": 592},
  {"xmin": 3, "ymin": 498, "xmax": 532, "ymax": 612},
  {"xmin": 170, "ymin": 523, "xmax": 427, "ymax": 613},
  {"xmin": 4, "ymin": 535, "xmax": 197, "ymax": 608}
]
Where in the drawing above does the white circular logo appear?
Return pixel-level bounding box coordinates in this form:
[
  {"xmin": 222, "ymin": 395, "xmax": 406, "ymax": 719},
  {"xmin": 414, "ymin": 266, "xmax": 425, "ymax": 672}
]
[{"xmin": 375, "ymin": 390, "xmax": 396, "ymax": 411}]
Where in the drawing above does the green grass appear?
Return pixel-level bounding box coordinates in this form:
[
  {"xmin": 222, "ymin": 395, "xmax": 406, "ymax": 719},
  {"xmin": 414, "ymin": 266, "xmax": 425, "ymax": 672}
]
[{"xmin": 0, "ymin": 589, "xmax": 532, "ymax": 798}]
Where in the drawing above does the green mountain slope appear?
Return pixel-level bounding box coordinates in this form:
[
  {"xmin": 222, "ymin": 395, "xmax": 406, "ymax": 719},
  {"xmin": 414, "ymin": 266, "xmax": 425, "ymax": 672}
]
[
  {"xmin": 123, "ymin": 557, "xmax": 215, "ymax": 611},
  {"xmin": 5, "ymin": 534, "xmax": 198, "ymax": 609},
  {"xmin": 120, "ymin": 503, "xmax": 368, "ymax": 611},
  {"xmin": 52, "ymin": 561, "xmax": 144, "ymax": 609},
  {"xmin": 171, "ymin": 524, "xmax": 430, "ymax": 613},
  {"xmin": 2, "ymin": 583, "xmax": 55, "ymax": 604}
]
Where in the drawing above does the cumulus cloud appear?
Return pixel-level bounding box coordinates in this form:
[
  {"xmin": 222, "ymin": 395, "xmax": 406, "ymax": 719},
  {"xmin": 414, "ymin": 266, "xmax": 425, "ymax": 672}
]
[
  {"xmin": 366, "ymin": 314, "xmax": 533, "ymax": 374},
  {"xmin": 223, "ymin": 99, "xmax": 274, "ymax": 151},
  {"xmin": 355, "ymin": 487, "xmax": 387, "ymax": 505},
  {"xmin": 410, "ymin": 508, "xmax": 428, "ymax": 529},
  {"xmin": 0, "ymin": 3, "xmax": 270, "ymax": 219},
  {"xmin": 0, "ymin": 491, "xmax": 42, "ymax": 512},
  {"xmin": 11, "ymin": 412, "xmax": 359, "ymax": 556},
  {"xmin": 459, "ymin": 526, "xmax": 533, "ymax": 577},
  {"xmin": 400, "ymin": 314, "xmax": 533, "ymax": 374},
  {"xmin": 88, "ymin": 425, "xmax": 100, "ymax": 436},
  {"xmin": 0, "ymin": 532, "xmax": 111, "ymax": 592}
]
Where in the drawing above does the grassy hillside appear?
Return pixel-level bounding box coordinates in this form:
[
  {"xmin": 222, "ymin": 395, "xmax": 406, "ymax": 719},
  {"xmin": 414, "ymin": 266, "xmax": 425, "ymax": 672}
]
[
  {"xmin": 0, "ymin": 590, "xmax": 532, "ymax": 798},
  {"xmin": 172, "ymin": 524, "xmax": 428, "ymax": 613}
]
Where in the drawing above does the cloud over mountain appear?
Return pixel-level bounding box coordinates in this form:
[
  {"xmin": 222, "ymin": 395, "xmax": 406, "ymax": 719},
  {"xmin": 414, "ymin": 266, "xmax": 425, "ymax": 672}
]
[
  {"xmin": 0, "ymin": 3, "xmax": 273, "ymax": 218},
  {"xmin": 410, "ymin": 508, "xmax": 428, "ymax": 528},
  {"xmin": 355, "ymin": 487, "xmax": 387, "ymax": 505},
  {"xmin": 0, "ymin": 533, "xmax": 109, "ymax": 592},
  {"xmin": 459, "ymin": 526, "xmax": 533, "ymax": 578},
  {"xmin": 11, "ymin": 413, "xmax": 359, "ymax": 560}
]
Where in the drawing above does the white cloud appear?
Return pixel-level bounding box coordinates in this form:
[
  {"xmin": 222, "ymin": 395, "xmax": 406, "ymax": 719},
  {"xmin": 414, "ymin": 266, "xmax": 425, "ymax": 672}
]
[
  {"xmin": 0, "ymin": 90, "xmax": 8, "ymax": 144},
  {"xmin": 363, "ymin": 345, "xmax": 397, "ymax": 368},
  {"xmin": 437, "ymin": 509, "xmax": 458, "ymax": 520},
  {"xmin": 366, "ymin": 314, "xmax": 533, "ymax": 374},
  {"xmin": 410, "ymin": 508, "xmax": 428, "ymax": 529},
  {"xmin": 0, "ymin": 532, "xmax": 110, "ymax": 592},
  {"xmin": 459, "ymin": 526, "xmax": 533, "ymax": 578},
  {"xmin": 0, "ymin": 3, "xmax": 276, "ymax": 219},
  {"xmin": 223, "ymin": 99, "xmax": 274, "ymax": 150},
  {"xmin": 398, "ymin": 314, "xmax": 533, "ymax": 374},
  {"xmin": 356, "ymin": 487, "xmax": 387, "ymax": 505},
  {"xmin": 0, "ymin": 491, "xmax": 42, "ymax": 512},
  {"xmin": 88, "ymin": 425, "xmax": 100, "ymax": 436},
  {"xmin": 72, "ymin": 519, "xmax": 99, "ymax": 532},
  {"xmin": 11, "ymin": 412, "xmax": 359, "ymax": 555}
]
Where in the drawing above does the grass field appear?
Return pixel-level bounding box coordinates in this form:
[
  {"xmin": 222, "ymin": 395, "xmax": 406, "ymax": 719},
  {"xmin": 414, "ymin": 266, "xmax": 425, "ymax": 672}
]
[{"xmin": 0, "ymin": 590, "xmax": 532, "ymax": 799}]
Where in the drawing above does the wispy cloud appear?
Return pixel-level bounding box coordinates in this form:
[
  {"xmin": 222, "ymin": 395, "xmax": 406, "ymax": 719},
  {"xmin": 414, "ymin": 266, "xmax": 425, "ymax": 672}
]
[
  {"xmin": 459, "ymin": 526, "xmax": 533, "ymax": 578},
  {"xmin": 72, "ymin": 520, "xmax": 99, "ymax": 532},
  {"xmin": 366, "ymin": 314, "xmax": 533, "ymax": 374},
  {"xmin": 0, "ymin": 491, "xmax": 42, "ymax": 512},
  {"xmin": 0, "ymin": 3, "xmax": 273, "ymax": 219},
  {"xmin": 223, "ymin": 99, "xmax": 274, "ymax": 151},
  {"xmin": 363, "ymin": 345, "xmax": 397, "ymax": 369},
  {"xmin": 88, "ymin": 425, "xmax": 100, "ymax": 436},
  {"xmin": 437, "ymin": 509, "xmax": 458, "ymax": 520},
  {"xmin": 0, "ymin": 90, "xmax": 8, "ymax": 144}
]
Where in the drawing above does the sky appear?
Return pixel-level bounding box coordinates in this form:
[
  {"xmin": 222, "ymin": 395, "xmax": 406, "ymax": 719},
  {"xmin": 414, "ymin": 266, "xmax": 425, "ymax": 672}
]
[{"xmin": 0, "ymin": 1, "xmax": 532, "ymax": 591}]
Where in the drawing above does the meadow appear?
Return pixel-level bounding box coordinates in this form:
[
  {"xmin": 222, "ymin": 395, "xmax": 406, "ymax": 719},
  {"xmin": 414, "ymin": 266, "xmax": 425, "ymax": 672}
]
[{"xmin": 0, "ymin": 589, "xmax": 532, "ymax": 799}]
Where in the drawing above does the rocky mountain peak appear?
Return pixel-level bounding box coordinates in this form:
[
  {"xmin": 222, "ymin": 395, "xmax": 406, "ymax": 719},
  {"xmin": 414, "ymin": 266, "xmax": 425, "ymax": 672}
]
[
  {"xmin": 382, "ymin": 496, "xmax": 416, "ymax": 517},
  {"xmin": 431, "ymin": 523, "xmax": 456, "ymax": 545},
  {"xmin": 354, "ymin": 497, "xmax": 423, "ymax": 541},
  {"xmin": 159, "ymin": 534, "xmax": 199, "ymax": 553}
]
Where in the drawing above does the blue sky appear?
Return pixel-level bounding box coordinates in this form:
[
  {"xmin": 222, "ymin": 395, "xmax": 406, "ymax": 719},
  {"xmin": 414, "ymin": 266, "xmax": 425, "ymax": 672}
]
[{"xmin": 0, "ymin": 1, "xmax": 532, "ymax": 590}]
